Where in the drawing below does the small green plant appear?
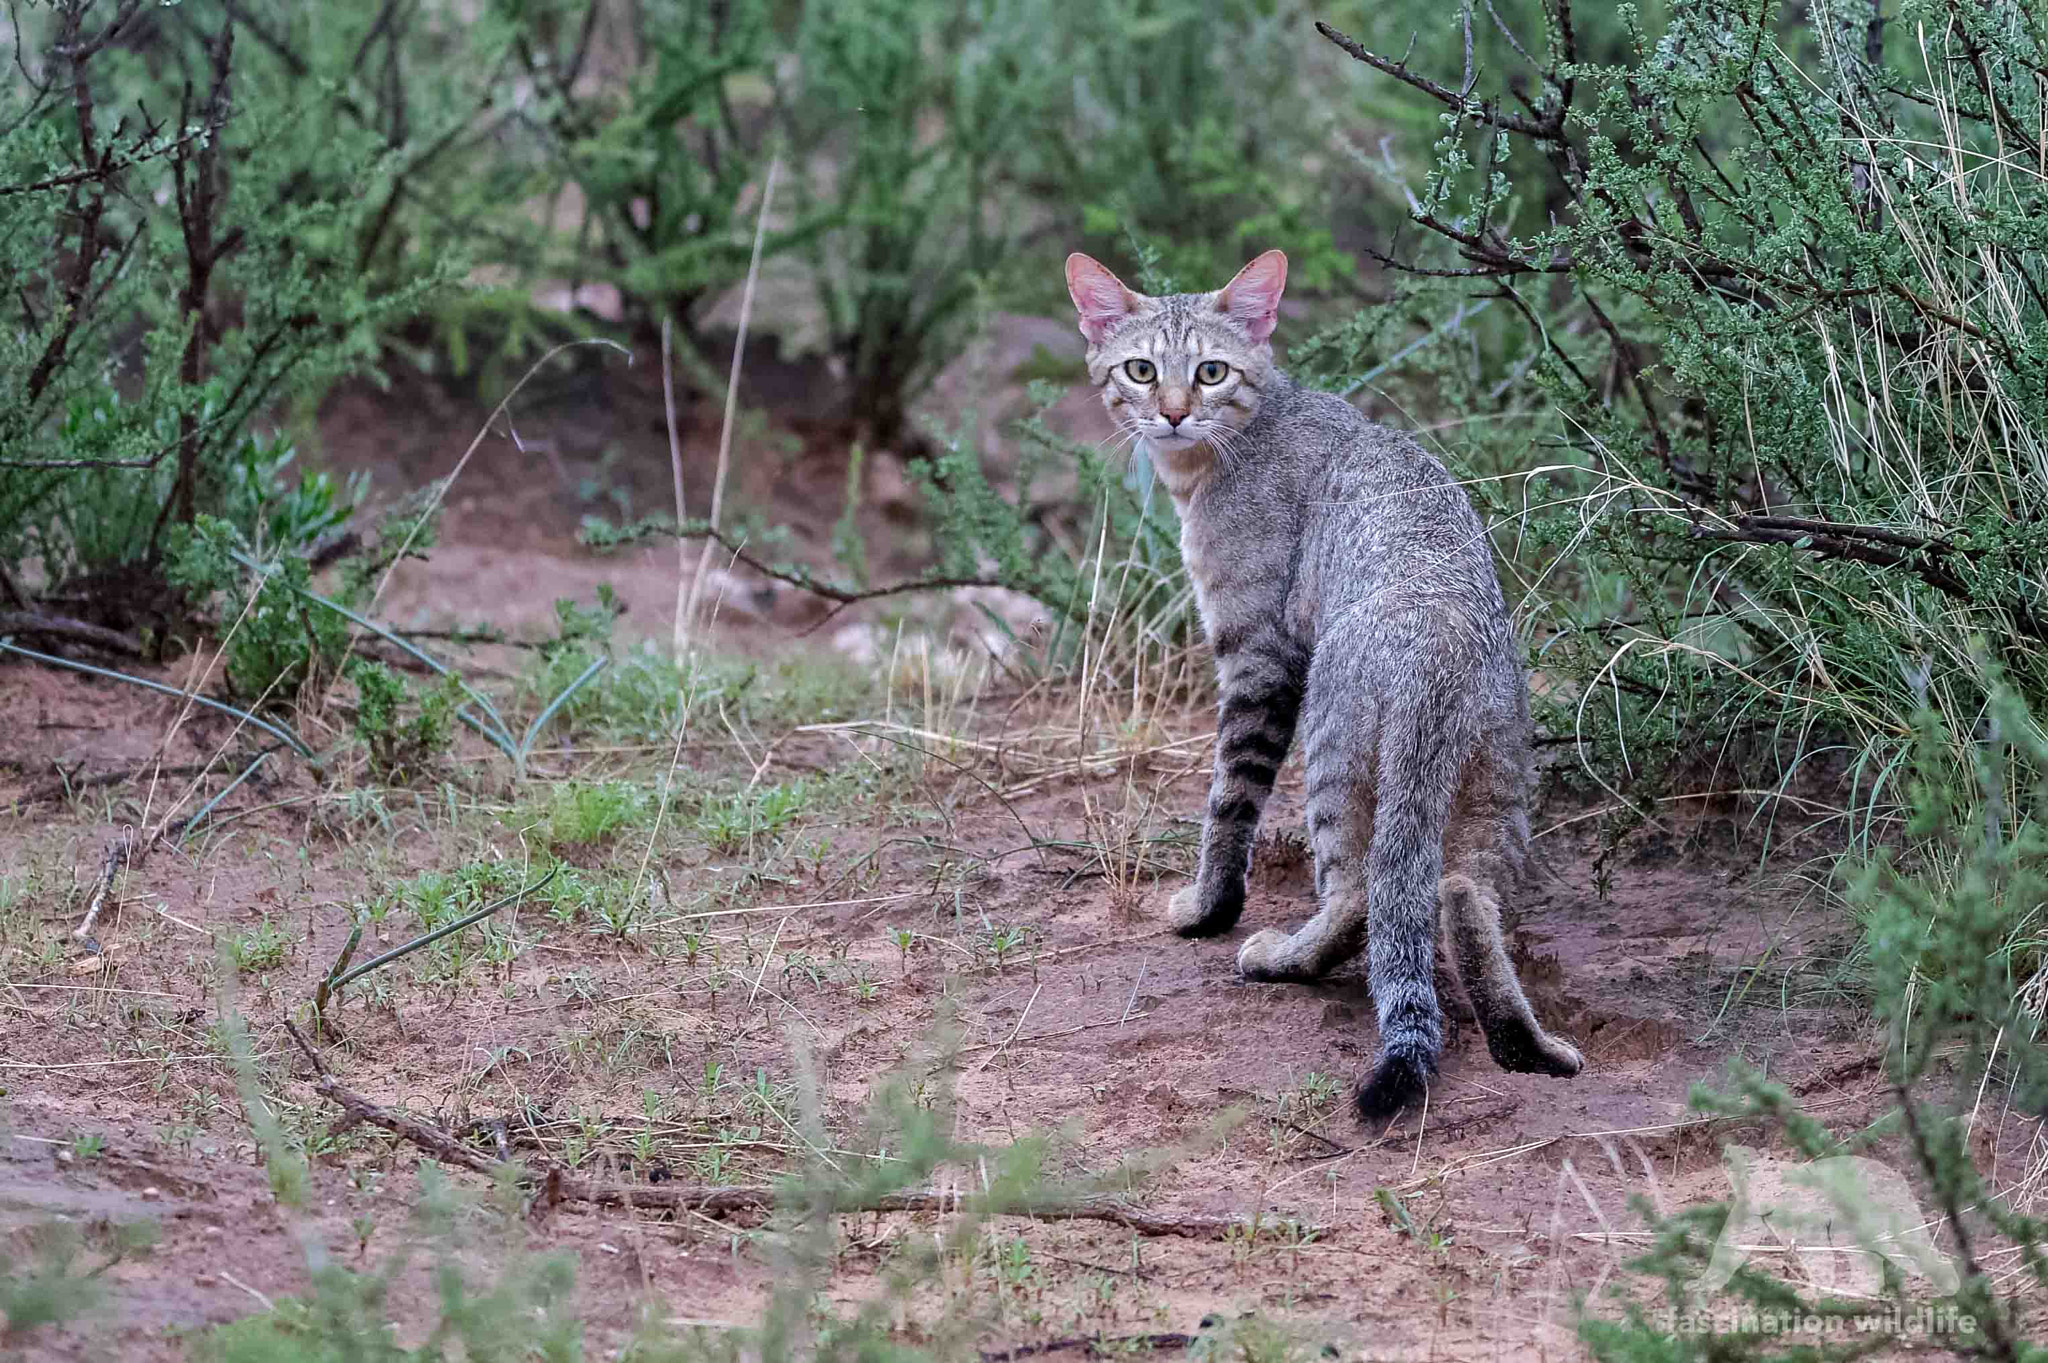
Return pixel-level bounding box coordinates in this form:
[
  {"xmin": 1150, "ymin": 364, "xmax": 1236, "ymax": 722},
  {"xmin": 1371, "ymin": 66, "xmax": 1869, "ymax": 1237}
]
[
  {"xmin": 1281, "ymin": 1071, "xmax": 1341, "ymax": 1124},
  {"xmin": 588, "ymin": 879, "xmax": 643, "ymax": 941},
  {"xmin": 224, "ymin": 919, "xmax": 292, "ymax": 975},
  {"xmin": 67, "ymin": 1133, "xmax": 105, "ymax": 1162},
  {"xmin": 166, "ymin": 519, "xmax": 352, "ymax": 704},
  {"xmin": 986, "ymin": 923, "xmax": 1029, "ymax": 972},
  {"xmin": 531, "ymin": 782, "xmax": 648, "ymax": 849},
  {"xmin": 348, "ymin": 662, "xmax": 460, "ymax": 779},
  {"xmin": 0, "ymin": 1219, "xmax": 154, "ymax": 1341},
  {"xmin": 698, "ymin": 779, "xmax": 812, "ymax": 854},
  {"xmin": 193, "ymin": 1169, "xmax": 579, "ymax": 1363}
]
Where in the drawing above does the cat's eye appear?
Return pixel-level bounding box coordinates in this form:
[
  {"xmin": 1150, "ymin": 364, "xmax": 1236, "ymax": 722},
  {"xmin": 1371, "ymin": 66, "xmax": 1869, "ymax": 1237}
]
[
  {"xmin": 1196, "ymin": 360, "xmax": 1230, "ymax": 385},
  {"xmin": 1123, "ymin": 358, "xmax": 1157, "ymax": 383}
]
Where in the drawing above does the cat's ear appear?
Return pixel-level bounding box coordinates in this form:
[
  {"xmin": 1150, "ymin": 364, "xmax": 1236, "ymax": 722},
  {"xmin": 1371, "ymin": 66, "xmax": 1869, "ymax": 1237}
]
[
  {"xmin": 1217, "ymin": 250, "xmax": 1288, "ymax": 343},
  {"xmin": 1065, "ymin": 253, "xmax": 1141, "ymax": 345}
]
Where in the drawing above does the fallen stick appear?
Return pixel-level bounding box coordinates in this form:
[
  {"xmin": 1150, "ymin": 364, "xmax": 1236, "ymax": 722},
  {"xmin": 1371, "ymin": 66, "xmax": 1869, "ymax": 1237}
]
[
  {"xmin": 284, "ymin": 1023, "xmax": 1250, "ymax": 1239},
  {"xmin": 14, "ymin": 762, "xmax": 215, "ymax": 809},
  {"xmin": 0, "ymin": 610, "xmax": 141, "ymax": 656},
  {"xmin": 981, "ymin": 1332, "xmax": 1194, "ymax": 1361},
  {"xmin": 72, "ymin": 830, "xmax": 134, "ymax": 941}
]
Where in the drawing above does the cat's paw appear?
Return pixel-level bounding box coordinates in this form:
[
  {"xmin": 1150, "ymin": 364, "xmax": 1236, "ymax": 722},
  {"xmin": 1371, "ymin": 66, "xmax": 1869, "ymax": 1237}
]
[
  {"xmin": 1237, "ymin": 928, "xmax": 1303, "ymax": 981},
  {"xmin": 1481, "ymin": 1019, "xmax": 1586, "ymax": 1078},
  {"xmin": 1167, "ymin": 882, "xmax": 1242, "ymax": 938},
  {"xmin": 1532, "ymin": 1034, "xmax": 1585, "ymax": 1078}
]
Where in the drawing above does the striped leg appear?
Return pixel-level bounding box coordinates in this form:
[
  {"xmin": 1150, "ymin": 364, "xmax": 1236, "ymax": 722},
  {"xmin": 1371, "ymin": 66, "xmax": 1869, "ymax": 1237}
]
[
  {"xmin": 1235, "ymin": 635, "xmax": 1378, "ymax": 980},
  {"xmin": 1168, "ymin": 641, "xmax": 1303, "ymax": 937}
]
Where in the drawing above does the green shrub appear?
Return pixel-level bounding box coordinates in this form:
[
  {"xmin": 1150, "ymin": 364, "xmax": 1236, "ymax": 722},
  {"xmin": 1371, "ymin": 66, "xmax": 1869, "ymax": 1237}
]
[
  {"xmin": 1039, "ymin": 0, "xmax": 1359, "ymax": 301},
  {"xmin": 1314, "ymin": 0, "xmax": 2048, "ymax": 795},
  {"xmin": 349, "ymin": 661, "xmax": 460, "ymax": 779},
  {"xmin": 0, "ymin": 2, "xmax": 445, "ymax": 616},
  {"xmin": 786, "ymin": 0, "xmax": 1064, "ymax": 450},
  {"xmin": 166, "ymin": 518, "xmax": 352, "ymax": 703},
  {"xmin": 476, "ymin": 0, "xmax": 792, "ymax": 364}
]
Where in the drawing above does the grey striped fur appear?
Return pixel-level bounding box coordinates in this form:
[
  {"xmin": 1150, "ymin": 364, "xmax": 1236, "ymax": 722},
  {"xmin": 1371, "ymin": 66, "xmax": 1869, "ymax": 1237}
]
[{"xmin": 1066, "ymin": 250, "xmax": 1584, "ymax": 1122}]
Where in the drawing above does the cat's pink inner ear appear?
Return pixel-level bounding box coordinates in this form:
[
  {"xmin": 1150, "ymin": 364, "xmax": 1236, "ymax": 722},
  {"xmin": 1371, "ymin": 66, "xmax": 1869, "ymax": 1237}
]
[
  {"xmin": 1218, "ymin": 250, "xmax": 1288, "ymax": 343},
  {"xmin": 1066, "ymin": 253, "xmax": 1138, "ymax": 344}
]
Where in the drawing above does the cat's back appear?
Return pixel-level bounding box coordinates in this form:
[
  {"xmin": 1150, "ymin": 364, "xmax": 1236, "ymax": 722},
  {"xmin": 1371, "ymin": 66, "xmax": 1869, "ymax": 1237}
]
[
  {"xmin": 1255, "ymin": 375, "xmax": 1503, "ymax": 636},
  {"xmin": 1258, "ymin": 380, "xmax": 1480, "ymax": 534}
]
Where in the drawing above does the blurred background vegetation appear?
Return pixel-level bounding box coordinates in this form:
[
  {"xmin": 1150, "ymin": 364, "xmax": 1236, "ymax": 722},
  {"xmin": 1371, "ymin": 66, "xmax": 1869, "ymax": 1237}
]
[{"xmin": 2, "ymin": 0, "xmax": 2046, "ymax": 1353}]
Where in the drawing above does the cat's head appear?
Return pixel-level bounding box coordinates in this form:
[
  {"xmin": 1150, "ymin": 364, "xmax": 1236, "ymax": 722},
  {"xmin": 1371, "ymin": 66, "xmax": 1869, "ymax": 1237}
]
[{"xmin": 1063, "ymin": 251, "xmax": 1287, "ymax": 457}]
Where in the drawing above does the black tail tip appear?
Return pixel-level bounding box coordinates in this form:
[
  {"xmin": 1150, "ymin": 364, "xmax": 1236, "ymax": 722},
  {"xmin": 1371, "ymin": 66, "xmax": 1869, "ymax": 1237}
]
[{"xmin": 1355, "ymin": 1049, "xmax": 1434, "ymax": 1124}]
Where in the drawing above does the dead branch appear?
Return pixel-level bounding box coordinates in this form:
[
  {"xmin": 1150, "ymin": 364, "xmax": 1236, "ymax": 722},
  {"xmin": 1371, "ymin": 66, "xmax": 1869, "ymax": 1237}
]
[
  {"xmin": 72, "ymin": 829, "xmax": 134, "ymax": 941},
  {"xmin": 1315, "ymin": 19, "xmax": 1565, "ymax": 139},
  {"xmin": 12, "ymin": 761, "xmax": 216, "ymax": 809},
  {"xmin": 284, "ymin": 1023, "xmax": 1253, "ymax": 1239},
  {"xmin": 676, "ymin": 523, "xmax": 1006, "ymax": 608},
  {"xmin": 981, "ymin": 1333, "xmax": 1195, "ymax": 1362},
  {"xmin": 1693, "ymin": 514, "xmax": 2048, "ymax": 645},
  {"xmin": 0, "ymin": 610, "xmax": 142, "ymax": 656}
]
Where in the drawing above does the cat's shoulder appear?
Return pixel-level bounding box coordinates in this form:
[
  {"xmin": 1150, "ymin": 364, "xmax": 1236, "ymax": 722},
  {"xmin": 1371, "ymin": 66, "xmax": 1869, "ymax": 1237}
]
[{"xmin": 1263, "ymin": 377, "xmax": 1428, "ymax": 461}]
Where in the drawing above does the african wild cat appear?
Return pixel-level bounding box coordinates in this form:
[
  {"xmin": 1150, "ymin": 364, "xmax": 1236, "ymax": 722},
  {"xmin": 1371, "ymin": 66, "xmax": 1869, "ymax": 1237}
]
[{"xmin": 1065, "ymin": 249, "xmax": 1583, "ymax": 1121}]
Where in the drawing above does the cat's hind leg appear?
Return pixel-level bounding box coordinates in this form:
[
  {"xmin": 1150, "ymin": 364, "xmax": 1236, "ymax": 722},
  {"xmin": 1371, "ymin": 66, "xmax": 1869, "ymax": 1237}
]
[{"xmin": 1440, "ymin": 776, "xmax": 1583, "ymax": 1078}]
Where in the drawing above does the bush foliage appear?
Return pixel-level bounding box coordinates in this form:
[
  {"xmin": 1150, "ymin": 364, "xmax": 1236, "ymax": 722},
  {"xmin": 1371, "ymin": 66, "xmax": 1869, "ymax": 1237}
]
[{"xmin": 1313, "ymin": 0, "xmax": 2048, "ymax": 785}]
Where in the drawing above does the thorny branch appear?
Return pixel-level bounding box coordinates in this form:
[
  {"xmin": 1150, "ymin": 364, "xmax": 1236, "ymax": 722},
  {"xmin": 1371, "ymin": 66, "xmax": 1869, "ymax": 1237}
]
[
  {"xmin": 1316, "ymin": 0, "xmax": 2048, "ymax": 642},
  {"xmin": 283, "ymin": 1022, "xmax": 1258, "ymax": 1239},
  {"xmin": 597, "ymin": 519, "xmax": 1008, "ymax": 617},
  {"xmin": 1693, "ymin": 515, "xmax": 2048, "ymax": 646}
]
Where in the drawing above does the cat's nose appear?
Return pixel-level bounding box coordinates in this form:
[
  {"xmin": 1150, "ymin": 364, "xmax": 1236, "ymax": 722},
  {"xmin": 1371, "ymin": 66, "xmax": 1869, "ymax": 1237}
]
[{"xmin": 1163, "ymin": 413, "xmax": 1185, "ymax": 428}]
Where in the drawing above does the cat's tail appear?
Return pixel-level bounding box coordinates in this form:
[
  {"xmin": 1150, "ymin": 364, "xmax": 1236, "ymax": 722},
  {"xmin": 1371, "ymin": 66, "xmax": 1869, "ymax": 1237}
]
[{"xmin": 1355, "ymin": 703, "xmax": 1464, "ymax": 1123}]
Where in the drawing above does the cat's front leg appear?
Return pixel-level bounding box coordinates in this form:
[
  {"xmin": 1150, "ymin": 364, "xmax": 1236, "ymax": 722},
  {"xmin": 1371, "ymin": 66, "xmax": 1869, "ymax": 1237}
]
[{"xmin": 1168, "ymin": 644, "xmax": 1302, "ymax": 937}]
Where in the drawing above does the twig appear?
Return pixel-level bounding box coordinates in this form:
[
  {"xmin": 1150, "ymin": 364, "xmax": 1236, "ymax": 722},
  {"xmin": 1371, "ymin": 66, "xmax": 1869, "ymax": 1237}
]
[
  {"xmin": 748, "ymin": 914, "xmax": 789, "ymax": 1007},
  {"xmin": 1315, "ymin": 20, "xmax": 1564, "ymax": 139},
  {"xmin": 217, "ymin": 1270, "xmax": 274, "ymax": 1313},
  {"xmin": 975, "ymin": 981, "xmax": 1043, "ymax": 1072},
  {"xmin": 1695, "ymin": 515, "xmax": 2048, "ymax": 645},
  {"xmin": 0, "ymin": 611, "xmax": 141, "ymax": 655},
  {"xmin": 662, "ymin": 314, "xmax": 689, "ymax": 657},
  {"xmin": 1276, "ymin": 1120, "xmax": 1352, "ymax": 1156},
  {"xmin": 981, "ymin": 1334, "xmax": 1195, "ymax": 1362},
  {"xmin": 72, "ymin": 830, "xmax": 134, "ymax": 941},
  {"xmin": 956, "ymin": 1010, "xmax": 1153, "ymax": 1054},
  {"xmin": 0, "ymin": 118, "xmax": 223, "ymax": 199},
  {"xmin": 593, "ymin": 517, "xmax": 1009, "ymax": 611},
  {"xmin": 683, "ymin": 157, "xmax": 780, "ymax": 643},
  {"xmin": 1895, "ymin": 1083, "xmax": 2023, "ymax": 1363},
  {"xmin": 282, "ymin": 1024, "xmax": 1250, "ymax": 1239},
  {"xmin": 13, "ymin": 762, "xmax": 214, "ymax": 809},
  {"xmin": 1119, "ymin": 960, "xmax": 1148, "ymax": 1026}
]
